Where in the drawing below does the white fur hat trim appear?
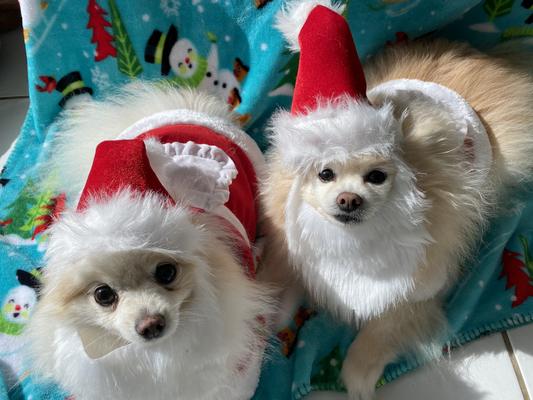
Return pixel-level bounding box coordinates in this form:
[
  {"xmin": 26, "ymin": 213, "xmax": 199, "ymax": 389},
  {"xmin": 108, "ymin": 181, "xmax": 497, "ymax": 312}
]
[{"xmin": 269, "ymin": 97, "xmax": 400, "ymax": 171}]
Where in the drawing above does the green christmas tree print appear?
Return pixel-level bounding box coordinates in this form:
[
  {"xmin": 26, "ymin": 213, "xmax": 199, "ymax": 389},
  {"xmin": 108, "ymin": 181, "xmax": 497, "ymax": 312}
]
[
  {"xmin": 18, "ymin": 189, "xmax": 54, "ymax": 238},
  {"xmin": 0, "ymin": 180, "xmax": 37, "ymax": 239},
  {"xmin": 484, "ymin": 0, "xmax": 515, "ymax": 21},
  {"xmin": 108, "ymin": 0, "xmax": 143, "ymax": 78},
  {"xmin": 273, "ymin": 49, "xmax": 299, "ymax": 91},
  {"xmin": 0, "ymin": 180, "xmax": 66, "ymax": 241}
]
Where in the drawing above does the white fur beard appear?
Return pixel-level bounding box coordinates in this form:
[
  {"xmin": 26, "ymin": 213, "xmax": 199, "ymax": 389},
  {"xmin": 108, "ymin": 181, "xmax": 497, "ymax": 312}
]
[{"xmin": 285, "ymin": 167, "xmax": 432, "ymax": 322}]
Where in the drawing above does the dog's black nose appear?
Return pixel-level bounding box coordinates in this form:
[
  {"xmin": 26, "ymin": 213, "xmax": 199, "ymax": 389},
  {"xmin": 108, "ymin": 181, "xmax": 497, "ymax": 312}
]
[
  {"xmin": 336, "ymin": 192, "xmax": 363, "ymax": 213},
  {"xmin": 135, "ymin": 314, "xmax": 166, "ymax": 340}
]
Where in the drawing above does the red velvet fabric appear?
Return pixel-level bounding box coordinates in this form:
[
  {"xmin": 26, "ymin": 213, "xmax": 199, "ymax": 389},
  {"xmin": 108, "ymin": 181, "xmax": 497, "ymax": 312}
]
[
  {"xmin": 138, "ymin": 124, "xmax": 259, "ymax": 246},
  {"xmin": 77, "ymin": 139, "xmax": 173, "ymax": 211},
  {"xmin": 292, "ymin": 5, "xmax": 367, "ymax": 115}
]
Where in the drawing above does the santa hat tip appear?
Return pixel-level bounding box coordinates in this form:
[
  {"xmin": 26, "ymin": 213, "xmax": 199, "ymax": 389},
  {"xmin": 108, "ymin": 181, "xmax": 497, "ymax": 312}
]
[{"xmin": 275, "ymin": 0, "xmax": 345, "ymax": 52}]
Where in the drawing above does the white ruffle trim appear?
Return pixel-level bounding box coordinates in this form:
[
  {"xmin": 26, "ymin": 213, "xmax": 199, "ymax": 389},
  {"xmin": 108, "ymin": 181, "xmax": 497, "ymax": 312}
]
[{"xmin": 145, "ymin": 139, "xmax": 238, "ymax": 212}]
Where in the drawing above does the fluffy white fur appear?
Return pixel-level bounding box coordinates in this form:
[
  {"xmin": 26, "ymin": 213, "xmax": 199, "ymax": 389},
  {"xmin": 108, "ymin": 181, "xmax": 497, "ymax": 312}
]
[
  {"xmin": 284, "ymin": 156, "xmax": 432, "ymax": 320},
  {"xmin": 269, "ymin": 98, "xmax": 399, "ymax": 172},
  {"xmin": 27, "ymin": 86, "xmax": 274, "ymax": 400},
  {"xmin": 275, "ymin": 0, "xmax": 345, "ymax": 52},
  {"xmin": 27, "ymin": 192, "xmax": 272, "ymax": 400}
]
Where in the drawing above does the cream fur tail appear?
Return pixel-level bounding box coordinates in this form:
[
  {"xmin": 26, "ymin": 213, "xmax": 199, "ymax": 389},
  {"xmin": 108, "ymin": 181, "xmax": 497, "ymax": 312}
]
[{"xmin": 484, "ymin": 40, "xmax": 533, "ymax": 190}]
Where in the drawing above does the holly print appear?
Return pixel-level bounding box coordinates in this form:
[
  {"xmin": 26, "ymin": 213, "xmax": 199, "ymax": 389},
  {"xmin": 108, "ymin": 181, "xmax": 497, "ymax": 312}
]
[
  {"xmin": 499, "ymin": 235, "xmax": 533, "ymax": 307},
  {"xmin": 87, "ymin": 0, "xmax": 117, "ymax": 61}
]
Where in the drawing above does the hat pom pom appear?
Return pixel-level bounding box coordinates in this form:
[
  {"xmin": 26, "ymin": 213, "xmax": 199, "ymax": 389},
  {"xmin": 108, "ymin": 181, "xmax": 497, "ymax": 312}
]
[{"xmin": 275, "ymin": 0, "xmax": 345, "ymax": 52}]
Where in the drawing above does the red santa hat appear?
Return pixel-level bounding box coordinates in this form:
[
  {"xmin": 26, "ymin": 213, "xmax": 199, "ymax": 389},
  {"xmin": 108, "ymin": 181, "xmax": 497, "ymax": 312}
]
[
  {"xmin": 74, "ymin": 135, "xmax": 257, "ymax": 278},
  {"xmin": 272, "ymin": 0, "xmax": 399, "ymax": 169},
  {"xmin": 77, "ymin": 139, "xmax": 173, "ymax": 211}
]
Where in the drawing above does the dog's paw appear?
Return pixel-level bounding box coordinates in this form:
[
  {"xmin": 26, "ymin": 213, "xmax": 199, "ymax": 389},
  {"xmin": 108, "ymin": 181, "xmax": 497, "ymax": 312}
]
[{"xmin": 341, "ymin": 356, "xmax": 381, "ymax": 400}]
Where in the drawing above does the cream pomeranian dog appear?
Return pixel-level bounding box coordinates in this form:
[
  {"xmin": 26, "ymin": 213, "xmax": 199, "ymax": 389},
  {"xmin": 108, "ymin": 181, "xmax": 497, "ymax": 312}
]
[
  {"xmin": 262, "ymin": 1, "xmax": 533, "ymax": 399},
  {"xmin": 25, "ymin": 83, "xmax": 274, "ymax": 400}
]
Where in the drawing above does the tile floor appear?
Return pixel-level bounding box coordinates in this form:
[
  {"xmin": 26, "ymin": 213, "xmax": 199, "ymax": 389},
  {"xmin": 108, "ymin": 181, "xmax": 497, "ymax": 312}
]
[{"xmin": 1, "ymin": 28, "xmax": 532, "ymax": 400}]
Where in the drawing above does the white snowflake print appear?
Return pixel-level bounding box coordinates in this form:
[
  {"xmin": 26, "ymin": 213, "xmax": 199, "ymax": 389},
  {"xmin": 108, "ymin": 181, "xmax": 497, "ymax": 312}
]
[
  {"xmin": 91, "ymin": 66, "xmax": 111, "ymax": 92},
  {"xmin": 160, "ymin": 0, "xmax": 180, "ymax": 17}
]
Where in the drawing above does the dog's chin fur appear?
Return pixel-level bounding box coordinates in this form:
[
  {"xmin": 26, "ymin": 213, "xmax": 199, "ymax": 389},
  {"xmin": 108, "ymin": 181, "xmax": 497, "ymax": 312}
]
[
  {"xmin": 26, "ymin": 191, "xmax": 272, "ymax": 400},
  {"xmin": 285, "ymin": 153, "xmax": 432, "ymax": 321}
]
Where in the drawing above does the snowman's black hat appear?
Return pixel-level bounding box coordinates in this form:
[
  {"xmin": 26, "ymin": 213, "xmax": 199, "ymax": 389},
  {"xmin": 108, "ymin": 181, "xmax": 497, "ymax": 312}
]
[
  {"xmin": 56, "ymin": 71, "xmax": 93, "ymax": 108},
  {"xmin": 145, "ymin": 24, "xmax": 178, "ymax": 76}
]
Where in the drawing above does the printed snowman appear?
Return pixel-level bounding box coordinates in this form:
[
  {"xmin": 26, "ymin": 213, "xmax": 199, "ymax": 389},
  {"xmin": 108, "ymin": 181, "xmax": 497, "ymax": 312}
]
[
  {"xmin": 1, "ymin": 286, "xmax": 36, "ymax": 329},
  {"xmin": 145, "ymin": 25, "xmax": 249, "ymax": 109},
  {"xmin": 36, "ymin": 71, "xmax": 93, "ymax": 109},
  {"xmin": 0, "ymin": 269, "xmax": 41, "ymax": 388}
]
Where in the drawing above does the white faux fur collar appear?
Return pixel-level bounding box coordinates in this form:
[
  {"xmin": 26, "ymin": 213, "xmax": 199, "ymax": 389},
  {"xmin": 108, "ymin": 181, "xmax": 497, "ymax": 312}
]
[{"xmin": 285, "ymin": 159, "xmax": 432, "ymax": 322}]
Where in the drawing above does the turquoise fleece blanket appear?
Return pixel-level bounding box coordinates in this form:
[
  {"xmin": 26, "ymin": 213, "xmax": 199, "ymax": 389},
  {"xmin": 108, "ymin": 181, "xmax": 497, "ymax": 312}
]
[{"xmin": 1, "ymin": 1, "xmax": 533, "ymax": 399}]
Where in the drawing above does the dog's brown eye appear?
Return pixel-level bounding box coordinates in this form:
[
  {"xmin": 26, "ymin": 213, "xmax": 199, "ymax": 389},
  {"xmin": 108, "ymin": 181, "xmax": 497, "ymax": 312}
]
[
  {"xmin": 365, "ymin": 170, "xmax": 387, "ymax": 185},
  {"xmin": 94, "ymin": 285, "xmax": 117, "ymax": 307},
  {"xmin": 154, "ymin": 263, "xmax": 178, "ymax": 285},
  {"xmin": 318, "ymin": 168, "xmax": 335, "ymax": 182}
]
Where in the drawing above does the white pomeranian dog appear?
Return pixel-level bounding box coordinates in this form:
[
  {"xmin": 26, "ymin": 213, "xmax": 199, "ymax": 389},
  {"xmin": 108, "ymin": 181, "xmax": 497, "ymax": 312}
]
[
  {"xmin": 262, "ymin": 1, "xmax": 533, "ymax": 399},
  {"xmin": 26, "ymin": 83, "xmax": 274, "ymax": 400}
]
